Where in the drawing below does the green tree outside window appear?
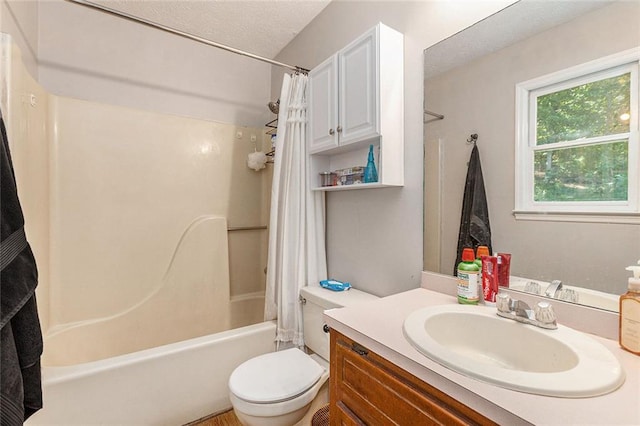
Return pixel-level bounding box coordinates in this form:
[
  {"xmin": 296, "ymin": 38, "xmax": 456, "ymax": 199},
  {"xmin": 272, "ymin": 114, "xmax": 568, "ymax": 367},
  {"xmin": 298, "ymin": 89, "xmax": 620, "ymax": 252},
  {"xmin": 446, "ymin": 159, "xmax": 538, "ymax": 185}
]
[{"xmin": 534, "ymin": 73, "xmax": 630, "ymax": 202}]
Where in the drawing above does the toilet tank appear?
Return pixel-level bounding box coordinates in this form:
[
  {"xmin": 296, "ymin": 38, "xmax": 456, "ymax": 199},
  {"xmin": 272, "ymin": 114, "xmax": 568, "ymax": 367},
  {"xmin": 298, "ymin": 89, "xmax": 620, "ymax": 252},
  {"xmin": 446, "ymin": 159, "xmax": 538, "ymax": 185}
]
[{"xmin": 300, "ymin": 286, "xmax": 379, "ymax": 361}]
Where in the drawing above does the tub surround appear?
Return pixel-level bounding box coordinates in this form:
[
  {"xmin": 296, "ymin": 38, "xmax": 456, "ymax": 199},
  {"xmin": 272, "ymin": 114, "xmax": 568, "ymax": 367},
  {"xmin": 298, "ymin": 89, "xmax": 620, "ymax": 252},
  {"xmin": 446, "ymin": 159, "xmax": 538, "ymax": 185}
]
[
  {"xmin": 3, "ymin": 35, "xmax": 271, "ymax": 362},
  {"xmin": 43, "ymin": 215, "xmax": 232, "ymax": 366},
  {"xmin": 324, "ymin": 283, "xmax": 640, "ymax": 424}
]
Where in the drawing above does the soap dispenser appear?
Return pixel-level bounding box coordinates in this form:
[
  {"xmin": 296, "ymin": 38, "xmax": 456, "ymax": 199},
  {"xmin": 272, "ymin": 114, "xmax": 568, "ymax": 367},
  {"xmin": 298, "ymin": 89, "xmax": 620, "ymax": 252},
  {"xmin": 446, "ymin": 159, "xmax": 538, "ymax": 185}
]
[
  {"xmin": 620, "ymin": 261, "xmax": 640, "ymax": 355},
  {"xmin": 363, "ymin": 144, "xmax": 378, "ymax": 183}
]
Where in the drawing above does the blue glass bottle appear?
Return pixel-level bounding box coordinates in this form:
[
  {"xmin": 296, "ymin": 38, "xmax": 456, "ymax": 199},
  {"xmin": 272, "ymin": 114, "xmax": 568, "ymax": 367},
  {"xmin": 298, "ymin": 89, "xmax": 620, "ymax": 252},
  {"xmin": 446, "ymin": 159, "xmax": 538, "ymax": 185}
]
[{"xmin": 364, "ymin": 144, "xmax": 378, "ymax": 183}]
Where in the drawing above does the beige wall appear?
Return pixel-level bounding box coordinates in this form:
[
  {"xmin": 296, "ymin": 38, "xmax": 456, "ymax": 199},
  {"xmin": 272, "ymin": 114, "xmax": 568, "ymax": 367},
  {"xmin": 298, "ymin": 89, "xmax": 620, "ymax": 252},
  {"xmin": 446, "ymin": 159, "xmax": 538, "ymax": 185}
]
[
  {"xmin": 424, "ymin": 1, "xmax": 640, "ymax": 295},
  {"xmin": 0, "ymin": 0, "xmax": 38, "ymax": 78},
  {"xmin": 1, "ymin": 0, "xmax": 275, "ymax": 127},
  {"xmin": 37, "ymin": 0, "xmax": 273, "ymax": 128},
  {"xmin": 274, "ymin": 0, "xmax": 515, "ymax": 297}
]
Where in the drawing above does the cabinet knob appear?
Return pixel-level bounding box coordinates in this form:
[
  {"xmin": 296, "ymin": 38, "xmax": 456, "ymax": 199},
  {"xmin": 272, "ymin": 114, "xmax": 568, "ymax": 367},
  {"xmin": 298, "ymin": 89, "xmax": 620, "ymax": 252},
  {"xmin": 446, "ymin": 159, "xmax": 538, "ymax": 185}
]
[
  {"xmin": 329, "ymin": 129, "xmax": 335, "ymax": 135},
  {"xmin": 337, "ymin": 125, "xmax": 343, "ymax": 133}
]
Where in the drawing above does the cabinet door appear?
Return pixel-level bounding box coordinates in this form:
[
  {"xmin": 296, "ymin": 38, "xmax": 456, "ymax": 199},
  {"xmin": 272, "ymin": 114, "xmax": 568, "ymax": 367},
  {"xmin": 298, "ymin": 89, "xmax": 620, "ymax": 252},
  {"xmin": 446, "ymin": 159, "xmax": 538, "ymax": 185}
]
[
  {"xmin": 308, "ymin": 55, "xmax": 339, "ymax": 154},
  {"xmin": 330, "ymin": 331, "xmax": 497, "ymax": 426},
  {"xmin": 338, "ymin": 26, "xmax": 378, "ymax": 146}
]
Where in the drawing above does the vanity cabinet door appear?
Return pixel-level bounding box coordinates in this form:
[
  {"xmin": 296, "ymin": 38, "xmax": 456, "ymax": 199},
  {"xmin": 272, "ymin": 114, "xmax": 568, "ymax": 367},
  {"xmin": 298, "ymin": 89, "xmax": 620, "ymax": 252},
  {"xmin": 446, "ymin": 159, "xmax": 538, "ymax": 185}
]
[
  {"xmin": 334, "ymin": 401, "xmax": 365, "ymax": 426},
  {"xmin": 330, "ymin": 330, "xmax": 496, "ymax": 426}
]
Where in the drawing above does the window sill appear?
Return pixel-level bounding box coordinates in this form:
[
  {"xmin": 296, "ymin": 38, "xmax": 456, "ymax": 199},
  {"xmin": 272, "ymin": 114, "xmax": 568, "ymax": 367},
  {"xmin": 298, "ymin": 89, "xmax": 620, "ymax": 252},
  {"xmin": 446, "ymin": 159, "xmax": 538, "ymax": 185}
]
[{"xmin": 513, "ymin": 210, "xmax": 640, "ymax": 224}]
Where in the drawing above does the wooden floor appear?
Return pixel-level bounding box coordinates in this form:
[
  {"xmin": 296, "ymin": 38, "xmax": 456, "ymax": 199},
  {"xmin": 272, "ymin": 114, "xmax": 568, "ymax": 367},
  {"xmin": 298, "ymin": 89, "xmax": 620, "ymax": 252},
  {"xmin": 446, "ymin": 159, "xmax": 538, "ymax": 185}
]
[
  {"xmin": 187, "ymin": 409, "xmax": 242, "ymax": 426},
  {"xmin": 186, "ymin": 382, "xmax": 329, "ymax": 426}
]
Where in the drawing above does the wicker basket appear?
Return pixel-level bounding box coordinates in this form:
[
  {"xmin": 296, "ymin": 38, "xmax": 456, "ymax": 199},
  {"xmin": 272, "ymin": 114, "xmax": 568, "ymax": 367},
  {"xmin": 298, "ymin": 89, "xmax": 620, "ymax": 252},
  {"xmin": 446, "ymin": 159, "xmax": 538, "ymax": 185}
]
[{"xmin": 311, "ymin": 403, "xmax": 330, "ymax": 426}]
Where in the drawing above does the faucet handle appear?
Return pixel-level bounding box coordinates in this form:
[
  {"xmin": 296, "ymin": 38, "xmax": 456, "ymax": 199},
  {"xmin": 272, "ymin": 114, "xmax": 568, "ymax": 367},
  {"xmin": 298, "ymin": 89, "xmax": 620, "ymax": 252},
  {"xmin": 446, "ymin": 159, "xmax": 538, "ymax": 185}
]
[
  {"xmin": 524, "ymin": 281, "xmax": 542, "ymax": 295},
  {"xmin": 557, "ymin": 288, "xmax": 579, "ymax": 303},
  {"xmin": 496, "ymin": 293, "xmax": 512, "ymax": 313},
  {"xmin": 534, "ymin": 301, "xmax": 557, "ymax": 327}
]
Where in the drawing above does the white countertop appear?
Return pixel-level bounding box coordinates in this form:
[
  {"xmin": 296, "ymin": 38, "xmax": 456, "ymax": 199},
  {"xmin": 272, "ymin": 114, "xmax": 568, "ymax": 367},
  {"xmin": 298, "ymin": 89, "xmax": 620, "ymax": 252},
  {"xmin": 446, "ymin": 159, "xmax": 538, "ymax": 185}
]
[{"xmin": 324, "ymin": 288, "xmax": 640, "ymax": 426}]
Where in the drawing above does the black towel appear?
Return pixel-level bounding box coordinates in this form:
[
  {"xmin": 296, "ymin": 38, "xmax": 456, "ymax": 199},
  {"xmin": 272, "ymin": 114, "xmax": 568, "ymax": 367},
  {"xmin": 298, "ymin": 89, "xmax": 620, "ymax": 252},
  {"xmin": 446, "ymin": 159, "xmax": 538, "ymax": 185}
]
[
  {"xmin": 453, "ymin": 145, "xmax": 492, "ymax": 275},
  {"xmin": 0, "ymin": 109, "xmax": 43, "ymax": 425}
]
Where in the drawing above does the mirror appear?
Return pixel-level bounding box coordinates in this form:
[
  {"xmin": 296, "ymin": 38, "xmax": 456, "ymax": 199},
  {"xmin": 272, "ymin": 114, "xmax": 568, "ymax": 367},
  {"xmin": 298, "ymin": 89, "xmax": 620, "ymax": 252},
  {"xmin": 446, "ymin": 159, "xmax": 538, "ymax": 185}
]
[{"xmin": 423, "ymin": 0, "xmax": 640, "ymax": 311}]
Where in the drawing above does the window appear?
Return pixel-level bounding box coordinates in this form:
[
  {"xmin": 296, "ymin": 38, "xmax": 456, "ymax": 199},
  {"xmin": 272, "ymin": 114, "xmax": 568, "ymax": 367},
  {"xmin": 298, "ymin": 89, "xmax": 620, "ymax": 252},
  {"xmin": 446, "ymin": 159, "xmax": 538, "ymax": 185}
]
[{"xmin": 515, "ymin": 49, "xmax": 639, "ymax": 222}]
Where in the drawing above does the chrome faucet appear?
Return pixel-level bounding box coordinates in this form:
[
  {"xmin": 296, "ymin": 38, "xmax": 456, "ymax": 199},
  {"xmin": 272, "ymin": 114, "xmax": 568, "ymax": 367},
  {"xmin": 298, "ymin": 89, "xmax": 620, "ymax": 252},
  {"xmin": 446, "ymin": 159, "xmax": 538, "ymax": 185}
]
[
  {"xmin": 544, "ymin": 279, "xmax": 579, "ymax": 303},
  {"xmin": 496, "ymin": 293, "xmax": 557, "ymax": 330},
  {"xmin": 511, "ymin": 299, "xmax": 532, "ymax": 319},
  {"xmin": 544, "ymin": 280, "xmax": 563, "ymax": 298}
]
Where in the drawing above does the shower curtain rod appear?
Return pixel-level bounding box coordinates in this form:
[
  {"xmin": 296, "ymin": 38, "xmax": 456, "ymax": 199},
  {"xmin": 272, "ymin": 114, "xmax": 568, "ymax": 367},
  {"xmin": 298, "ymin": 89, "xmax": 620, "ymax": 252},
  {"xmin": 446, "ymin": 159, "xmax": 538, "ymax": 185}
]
[
  {"xmin": 65, "ymin": 0, "xmax": 310, "ymax": 74},
  {"xmin": 423, "ymin": 109, "xmax": 444, "ymax": 124},
  {"xmin": 424, "ymin": 109, "xmax": 444, "ymax": 119}
]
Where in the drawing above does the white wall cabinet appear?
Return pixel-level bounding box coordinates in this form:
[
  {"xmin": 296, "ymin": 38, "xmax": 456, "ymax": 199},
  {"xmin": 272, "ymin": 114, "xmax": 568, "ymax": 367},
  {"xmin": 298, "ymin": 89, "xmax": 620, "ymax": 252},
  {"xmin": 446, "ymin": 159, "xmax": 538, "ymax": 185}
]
[{"xmin": 308, "ymin": 23, "xmax": 404, "ymax": 191}]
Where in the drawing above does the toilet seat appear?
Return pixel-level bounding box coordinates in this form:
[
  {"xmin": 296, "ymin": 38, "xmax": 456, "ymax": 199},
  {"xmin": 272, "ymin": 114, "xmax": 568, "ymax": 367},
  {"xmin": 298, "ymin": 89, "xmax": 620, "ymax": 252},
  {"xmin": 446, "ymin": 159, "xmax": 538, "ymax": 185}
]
[{"xmin": 229, "ymin": 348, "xmax": 324, "ymax": 404}]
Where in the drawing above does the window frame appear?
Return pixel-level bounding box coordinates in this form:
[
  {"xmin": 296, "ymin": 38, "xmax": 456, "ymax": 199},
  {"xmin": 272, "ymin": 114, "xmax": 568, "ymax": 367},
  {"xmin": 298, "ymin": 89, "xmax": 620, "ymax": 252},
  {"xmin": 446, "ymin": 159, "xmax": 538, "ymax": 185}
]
[{"xmin": 515, "ymin": 48, "xmax": 640, "ymax": 223}]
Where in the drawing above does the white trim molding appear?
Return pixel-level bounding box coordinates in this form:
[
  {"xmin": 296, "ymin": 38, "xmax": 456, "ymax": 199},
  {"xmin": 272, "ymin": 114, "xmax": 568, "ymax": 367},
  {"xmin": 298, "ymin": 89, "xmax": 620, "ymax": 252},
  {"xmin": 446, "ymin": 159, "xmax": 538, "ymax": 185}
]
[
  {"xmin": 515, "ymin": 47, "xmax": 640, "ymax": 219},
  {"xmin": 513, "ymin": 210, "xmax": 640, "ymax": 225}
]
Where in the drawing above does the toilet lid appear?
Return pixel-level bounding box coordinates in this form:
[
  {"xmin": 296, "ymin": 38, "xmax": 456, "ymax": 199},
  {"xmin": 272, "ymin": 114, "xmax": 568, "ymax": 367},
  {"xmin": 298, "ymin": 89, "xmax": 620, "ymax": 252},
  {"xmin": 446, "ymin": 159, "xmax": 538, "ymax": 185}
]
[{"xmin": 229, "ymin": 348, "xmax": 324, "ymax": 403}]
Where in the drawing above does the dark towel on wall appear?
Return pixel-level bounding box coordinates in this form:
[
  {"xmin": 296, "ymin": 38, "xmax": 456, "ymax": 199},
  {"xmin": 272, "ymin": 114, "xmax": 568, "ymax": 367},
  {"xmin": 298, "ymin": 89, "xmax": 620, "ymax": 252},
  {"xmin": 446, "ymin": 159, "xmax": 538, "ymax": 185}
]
[
  {"xmin": 0, "ymin": 109, "xmax": 43, "ymax": 425},
  {"xmin": 453, "ymin": 145, "xmax": 492, "ymax": 275}
]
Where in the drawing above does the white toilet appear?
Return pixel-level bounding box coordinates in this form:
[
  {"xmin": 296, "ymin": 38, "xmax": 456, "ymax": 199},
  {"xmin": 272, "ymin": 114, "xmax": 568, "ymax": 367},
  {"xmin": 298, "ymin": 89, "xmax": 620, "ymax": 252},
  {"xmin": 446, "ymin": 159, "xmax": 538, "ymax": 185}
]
[{"xmin": 228, "ymin": 285, "xmax": 378, "ymax": 426}]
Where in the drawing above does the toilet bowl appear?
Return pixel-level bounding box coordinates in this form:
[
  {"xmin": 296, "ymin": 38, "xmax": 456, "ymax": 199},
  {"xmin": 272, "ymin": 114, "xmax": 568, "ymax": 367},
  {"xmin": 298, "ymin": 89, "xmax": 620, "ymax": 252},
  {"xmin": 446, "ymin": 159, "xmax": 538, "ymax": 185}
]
[
  {"xmin": 229, "ymin": 348, "xmax": 328, "ymax": 426},
  {"xmin": 228, "ymin": 286, "xmax": 378, "ymax": 426}
]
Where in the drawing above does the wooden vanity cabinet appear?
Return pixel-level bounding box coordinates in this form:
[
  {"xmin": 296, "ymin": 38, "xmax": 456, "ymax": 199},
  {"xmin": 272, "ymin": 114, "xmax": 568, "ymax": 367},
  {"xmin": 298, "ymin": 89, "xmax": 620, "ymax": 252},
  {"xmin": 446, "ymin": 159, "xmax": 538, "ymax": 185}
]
[{"xmin": 329, "ymin": 330, "xmax": 496, "ymax": 425}]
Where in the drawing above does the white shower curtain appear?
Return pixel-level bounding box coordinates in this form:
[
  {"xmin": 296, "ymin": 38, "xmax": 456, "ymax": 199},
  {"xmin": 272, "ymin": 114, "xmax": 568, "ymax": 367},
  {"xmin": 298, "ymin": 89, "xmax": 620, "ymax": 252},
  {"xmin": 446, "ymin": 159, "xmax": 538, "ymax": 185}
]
[{"xmin": 265, "ymin": 73, "xmax": 327, "ymax": 347}]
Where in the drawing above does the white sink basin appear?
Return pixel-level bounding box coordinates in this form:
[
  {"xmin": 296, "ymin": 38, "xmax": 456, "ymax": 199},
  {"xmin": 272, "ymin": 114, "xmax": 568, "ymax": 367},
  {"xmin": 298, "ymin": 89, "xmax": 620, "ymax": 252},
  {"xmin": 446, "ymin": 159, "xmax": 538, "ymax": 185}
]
[{"xmin": 403, "ymin": 304, "xmax": 625, "ymax": 397}]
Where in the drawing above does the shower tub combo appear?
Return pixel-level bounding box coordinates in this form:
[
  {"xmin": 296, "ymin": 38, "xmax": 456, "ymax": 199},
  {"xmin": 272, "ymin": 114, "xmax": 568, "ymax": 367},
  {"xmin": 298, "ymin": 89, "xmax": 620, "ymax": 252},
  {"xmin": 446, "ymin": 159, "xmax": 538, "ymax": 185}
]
[
  {"xmin": 4, "ymin": 33, "xmax": 275, "ymax": 425},
  {"xmin": 26, "ymin": 216, "xmax": 274, "ymax": 425}
]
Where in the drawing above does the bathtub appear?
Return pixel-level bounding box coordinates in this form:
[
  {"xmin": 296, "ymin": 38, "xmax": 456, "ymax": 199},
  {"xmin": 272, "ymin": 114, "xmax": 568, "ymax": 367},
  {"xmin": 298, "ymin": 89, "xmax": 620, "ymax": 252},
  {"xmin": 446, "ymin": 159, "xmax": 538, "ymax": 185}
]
[
  {"xmin": 24, "ymin": 232, "xmax": 272, "ymax": 425},
  {"xmin": 22, "ymin": 214, "xmax": 272, "ymax": 424},
  {"xmin": 23, "ymin": 215, "xmax": 273, "ymax": 424},
  {"xmin": 26, "ymin": 320, "xmax": 276, "ymax": 425}
]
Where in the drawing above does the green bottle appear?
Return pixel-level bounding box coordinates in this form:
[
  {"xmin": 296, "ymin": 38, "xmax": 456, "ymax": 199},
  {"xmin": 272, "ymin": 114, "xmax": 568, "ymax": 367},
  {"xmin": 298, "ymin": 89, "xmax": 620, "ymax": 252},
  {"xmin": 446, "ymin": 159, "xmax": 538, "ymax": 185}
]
[{"xmin": 457, "ymin": 248, "xmax": 480, "ymax": 305}]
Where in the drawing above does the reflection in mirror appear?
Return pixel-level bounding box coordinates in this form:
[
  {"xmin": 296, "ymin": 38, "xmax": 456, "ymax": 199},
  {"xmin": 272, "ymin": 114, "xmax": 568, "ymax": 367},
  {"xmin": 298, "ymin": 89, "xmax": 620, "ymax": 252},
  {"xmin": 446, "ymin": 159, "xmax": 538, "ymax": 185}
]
[{"xmin": 423, "ymin": 0, "xmax": 640, "ymax": 312}]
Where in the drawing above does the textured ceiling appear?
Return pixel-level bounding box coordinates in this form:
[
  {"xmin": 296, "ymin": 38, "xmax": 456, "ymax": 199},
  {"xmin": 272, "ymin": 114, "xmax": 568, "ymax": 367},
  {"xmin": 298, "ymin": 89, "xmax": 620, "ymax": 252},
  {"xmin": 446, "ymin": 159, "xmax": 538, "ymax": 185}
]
[{"xmin": 90, "ymin": 0, "xmax": 332, "ymax": 59}]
